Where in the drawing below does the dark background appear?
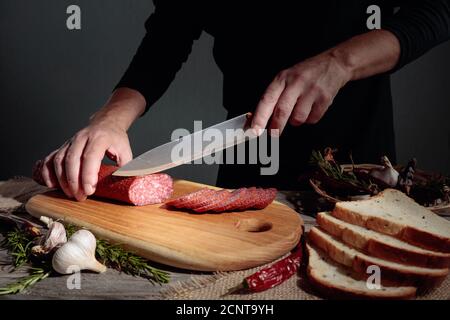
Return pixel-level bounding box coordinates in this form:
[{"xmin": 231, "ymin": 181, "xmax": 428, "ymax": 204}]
[{"xmin": 1, "ymin": 1, "xmax": 449, "ymax": 185}]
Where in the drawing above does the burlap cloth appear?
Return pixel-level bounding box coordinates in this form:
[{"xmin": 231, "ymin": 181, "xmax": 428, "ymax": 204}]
[{"xmin": 0, "ymin": 177, "xmax": 448, "ymax": 300}]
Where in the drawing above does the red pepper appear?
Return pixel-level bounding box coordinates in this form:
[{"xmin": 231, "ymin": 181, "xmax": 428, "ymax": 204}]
[{"xmin": 224, "ymin": 242, "xmax": 303, "ymax": 295}]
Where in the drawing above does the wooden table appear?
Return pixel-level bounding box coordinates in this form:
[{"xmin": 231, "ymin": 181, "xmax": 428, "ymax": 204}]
[{"xmin": 0, "ymin": 191, "xmax": 315, "ymax": 300}]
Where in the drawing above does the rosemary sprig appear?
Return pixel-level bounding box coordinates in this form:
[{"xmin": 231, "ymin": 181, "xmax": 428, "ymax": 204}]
[
  {"xmin": 309, "ymin": 150, "xmax": 369, "ymax": 189},
  {"xmin": 0, "ymin": 267, "xmax": 51, "ymax": 295},
  {"xmin": 95, "ymin": 239, "xmax": 169, "ymax": 284},
  {"xmin": 66, "ymin": 224, "xmax": 170, "ymax": 284},
  {"xmin": 0, "ymin": 229, "xmax": 34, "ymax": 268}
]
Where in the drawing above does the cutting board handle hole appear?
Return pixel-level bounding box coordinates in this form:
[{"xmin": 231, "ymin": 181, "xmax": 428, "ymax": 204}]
[{"xmin": 236, "ymin": 218, "xmax": 273, "ymax": 232}]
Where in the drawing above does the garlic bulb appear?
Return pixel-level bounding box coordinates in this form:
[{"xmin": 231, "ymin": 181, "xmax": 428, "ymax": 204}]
[
  {"xmin": 52, "ymin": 229, "xmax": 106, "ymax": 275},
  {"xmin": 32, "ymin": 216, "xmax": 67, "ymax": 256},
  {"xmin": 369, "ymin": 156, "xmax": 399, "ymax": 187}
]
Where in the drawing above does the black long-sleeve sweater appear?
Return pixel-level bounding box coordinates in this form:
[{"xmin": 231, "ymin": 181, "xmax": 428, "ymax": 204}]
[{"xmin": 116, "ymin": 1, "xmax": 450, "ymax": 188}]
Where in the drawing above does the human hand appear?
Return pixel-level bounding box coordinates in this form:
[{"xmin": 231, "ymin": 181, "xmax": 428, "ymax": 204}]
[
  {"xmin": 251, "ymin": 51, "xmax": 351, "ymax": 135},
  {"xmin": 40, "ymin": 120, "xmax": 132, "ymax": 201}
]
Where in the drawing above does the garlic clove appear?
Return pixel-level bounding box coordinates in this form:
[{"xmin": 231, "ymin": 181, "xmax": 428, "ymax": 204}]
[
  {"xmin": 39, "ymin": 216, "xmax": 53, "ymax": 227},
  {"xmin": 31, "ymin": 216, "xmax": 67, "ymax": 256},
  {"xmin": 369, "ymin": 156, "xmax": 399, "ymax": 187},
  {"xmin": 52, "ymin": 229, "xmax": 106, "ymax": 275},
  {"xmin": 370, "ymin": 169, "xmax": 399, "ymax": 187},
  {"xmin": 43, "ymin": 221, "xmax": 67, "ymax": 251}
]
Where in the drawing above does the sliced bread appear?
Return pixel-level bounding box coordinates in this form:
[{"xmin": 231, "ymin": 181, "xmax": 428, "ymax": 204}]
[
  {"xmin": 309, "ymin": 227, "xmax": 449, "ymax": 288},
  {"xmin": 332, "ymin": 189, "xmax": 450, "ymax": 253},
  {"xmin": 317, "ymin": 212, "xmax": 450, "ymax": 268},
  {"xmin": 306, "ymin": 244, "xmax": 417, "ymax": 299}
]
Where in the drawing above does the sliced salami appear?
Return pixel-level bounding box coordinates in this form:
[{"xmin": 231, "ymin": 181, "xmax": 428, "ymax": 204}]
[
  {"xmin": 188, "ymin": 189, "xmax": 218, "ymax": 209},
  {"xmin": 212, "ymin": 188, "xmax": 246, "ymax": 212},
  {"xmin": 234, "ymin": 187, "xmax": 259, "ymax": 211},
  {"xmin": 253, "ymin": 188, "xmax": 277, "ymax": 209},
  {"xmin": 223, "ymin": 188, "xmax": 252, "ymax": 212},
  {"xmin": 167, "ymin": 187, "xmax": 277, "ymax": 212},
  {"xmin": 193, "ymin": 189, "xmax": 232, "ymax": 213},
  {"xmin": 166, "ymin": 188, "xmax": 209, "ymax": 208}
]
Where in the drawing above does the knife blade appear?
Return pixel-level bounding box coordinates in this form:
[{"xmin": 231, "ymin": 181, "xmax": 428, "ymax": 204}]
[{"xmin": 113, "ymin": 113, "xmax": 256, "ymax": 177}]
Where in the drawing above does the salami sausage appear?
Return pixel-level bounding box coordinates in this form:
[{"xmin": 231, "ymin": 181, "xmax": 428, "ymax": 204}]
[
  {"xmin": 167, "ymin": 187, "xmax": 277, "ymax": 212},
  {"xmin": 32, "ymin": 161, "xmax": 173, "ymax": 206}
]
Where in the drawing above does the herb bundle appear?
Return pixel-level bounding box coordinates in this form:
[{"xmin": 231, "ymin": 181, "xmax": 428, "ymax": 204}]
[{"xmin": 309, "ymin": 149, "xmax": 373, "ymax": 195}]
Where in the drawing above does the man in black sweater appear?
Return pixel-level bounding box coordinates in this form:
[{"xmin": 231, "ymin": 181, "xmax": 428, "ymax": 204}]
[{"xmin": 40, "ymin": 1, "xmax": 450, "ymax": 200}]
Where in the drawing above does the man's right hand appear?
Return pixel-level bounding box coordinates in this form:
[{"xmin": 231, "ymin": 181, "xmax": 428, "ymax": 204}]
[{"xmin": 40, "ymin": 87, "xmax": 146, "ymax": 201}]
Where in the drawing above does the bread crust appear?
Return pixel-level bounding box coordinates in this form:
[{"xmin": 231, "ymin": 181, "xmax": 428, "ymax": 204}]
[
  {"xmin": 309, "ymin": 227, "xmax": 449, "ymax": 289},
  {"xmin": 306, "ymin": 245, "xmax": 417, "ymax": 300},
  {"xmin": 332, "ymin": 206, "xmax": 450, "ymax": 253},
  {"xmin": 317, "ymin": 212, "xmax": 450, "ymax": 268}
]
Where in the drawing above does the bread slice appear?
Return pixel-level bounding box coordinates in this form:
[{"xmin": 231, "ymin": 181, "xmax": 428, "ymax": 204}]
[
  {"xmin": 309, "ymin": 227, "xmax": 449, "ymax": 288},
  {"xmin": 317, "ymin": 212, "xmax": 450, "ymax": 268},
  {"xmin": 333, "ymin": 189, "xmax": 450, "ymax": 253},
  {"xmin": 306, "ymin": 244, "xmax": 417, "ymax": 299}
]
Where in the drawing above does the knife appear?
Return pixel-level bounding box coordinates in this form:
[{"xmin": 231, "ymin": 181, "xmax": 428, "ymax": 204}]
[{"xmin": 113, "ymin": 113, "xmax": 256, "ymax": 177}]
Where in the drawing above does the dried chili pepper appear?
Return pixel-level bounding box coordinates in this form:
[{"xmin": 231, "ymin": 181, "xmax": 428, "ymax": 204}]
[{"xmin": 223, "ymin": 242, "xmax": 303, "ymax": 295}]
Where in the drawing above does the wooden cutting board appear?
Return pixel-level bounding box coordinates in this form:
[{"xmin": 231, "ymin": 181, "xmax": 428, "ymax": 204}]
[{"xmin": 25, "ymin": 180, "xmax": 303, "ymax": 271}]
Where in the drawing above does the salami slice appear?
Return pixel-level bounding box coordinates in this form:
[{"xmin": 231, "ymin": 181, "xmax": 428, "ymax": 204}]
[
  {"xmin": 253, "ymin": 188, "xmax": 277, "ymax": 209},
  {"xmin": 166, "ymin": 188, "xmax": 209, "ymax": 208},
  {"xmin": 193, "ymin": 190, "xmax": 232, "ymax": 213},
  {"xmin": 234, "ymin": 187, "xmax": 259, "ymax": 211},
  {"xmin": 187, "ymin": 189, "xmax": 218, "ymax": 209},
  {"xmin": 212, "ymin": 188, "xmax": 246, "ymax": 212},
  {"xmin": 32, "ymin": 161, "xmax": 173, "ymax": 206},
  {"xmin": 167, "ymin": 187, "xmax": 277, "ymax": 212},
  {"xmin": 222, "ymin": 188, "xmax": 252, "ymax": 212}
]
